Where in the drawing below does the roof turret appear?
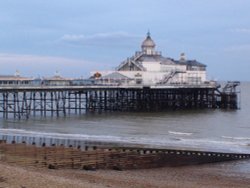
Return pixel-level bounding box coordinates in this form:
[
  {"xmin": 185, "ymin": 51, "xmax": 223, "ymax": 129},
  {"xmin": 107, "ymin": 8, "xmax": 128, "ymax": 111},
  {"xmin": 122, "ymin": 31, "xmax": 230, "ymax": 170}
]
[{"xmin": 141, "ymin": 32, "xmax": 156, "ymax": 50}]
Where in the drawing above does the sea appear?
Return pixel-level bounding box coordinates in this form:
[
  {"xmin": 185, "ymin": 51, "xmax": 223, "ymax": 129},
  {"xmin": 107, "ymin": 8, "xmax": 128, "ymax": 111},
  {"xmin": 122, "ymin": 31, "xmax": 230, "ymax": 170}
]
[{"xmin": 0, "ymin": 82, "xmax": 250, "ymax": 175}]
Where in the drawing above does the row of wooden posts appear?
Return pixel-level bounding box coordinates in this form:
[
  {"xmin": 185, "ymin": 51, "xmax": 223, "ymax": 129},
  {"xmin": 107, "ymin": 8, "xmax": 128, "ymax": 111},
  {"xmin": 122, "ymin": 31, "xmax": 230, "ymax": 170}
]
[{"xmin": 1, "ymin": 140, "xmax": 249, "ymax": 170}]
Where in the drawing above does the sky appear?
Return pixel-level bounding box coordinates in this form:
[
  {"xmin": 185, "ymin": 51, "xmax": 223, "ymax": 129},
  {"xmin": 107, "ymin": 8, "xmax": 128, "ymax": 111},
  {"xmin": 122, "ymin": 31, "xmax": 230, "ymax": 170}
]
[{"xmin": 0, "ymin": 0, "xmax": 249, "ymax": 81}]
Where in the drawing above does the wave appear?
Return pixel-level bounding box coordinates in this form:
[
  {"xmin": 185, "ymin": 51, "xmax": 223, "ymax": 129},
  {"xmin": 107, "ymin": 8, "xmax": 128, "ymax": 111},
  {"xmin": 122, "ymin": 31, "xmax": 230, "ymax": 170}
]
[
  {"xmin": 168, "ymin": 131, "xmax": 193, "ymax": 136},
  {"xmin": 0, "ymin": 128, "xmax": 250, "ymax": 153},
  {"xmin": 222, "ymin": 136, "xmax": 250, "ymax": 140},
  {"xmin": 0, "ymin": 128, "xmax": 124, "ymax": 142}
]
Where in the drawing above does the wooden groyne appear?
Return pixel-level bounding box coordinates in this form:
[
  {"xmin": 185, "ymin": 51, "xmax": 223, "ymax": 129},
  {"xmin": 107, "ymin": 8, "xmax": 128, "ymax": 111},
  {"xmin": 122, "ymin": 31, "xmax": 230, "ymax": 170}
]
[
  {"xmin": 0, "ymin": 140, "xmax": 249, "ymax": 170},
  {"xmin": 0, "ymin": 83, "xmax": 240, "ymax": 119}
]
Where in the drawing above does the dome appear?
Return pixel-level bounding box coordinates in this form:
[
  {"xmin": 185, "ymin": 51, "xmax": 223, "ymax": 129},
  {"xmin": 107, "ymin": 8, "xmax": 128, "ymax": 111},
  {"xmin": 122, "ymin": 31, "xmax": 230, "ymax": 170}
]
[{"xmin": 141, "ymin": 32, "xmax": 156, "ymax": 48}]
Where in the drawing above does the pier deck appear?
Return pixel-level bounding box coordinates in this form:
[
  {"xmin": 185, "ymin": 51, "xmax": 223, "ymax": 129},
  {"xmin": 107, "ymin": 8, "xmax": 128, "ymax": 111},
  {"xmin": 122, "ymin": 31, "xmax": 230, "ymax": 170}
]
[{"xmin": 0, "ymin": 83, "xmax": 238, "ymax": 119}]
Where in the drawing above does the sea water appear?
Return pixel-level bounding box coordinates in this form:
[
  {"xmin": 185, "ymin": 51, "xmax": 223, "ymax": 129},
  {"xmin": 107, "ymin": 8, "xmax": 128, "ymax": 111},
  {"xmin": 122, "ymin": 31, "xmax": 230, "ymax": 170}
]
[{"xmin": 0, "ymin": 82, "xmax": 250, "ymax": 173}]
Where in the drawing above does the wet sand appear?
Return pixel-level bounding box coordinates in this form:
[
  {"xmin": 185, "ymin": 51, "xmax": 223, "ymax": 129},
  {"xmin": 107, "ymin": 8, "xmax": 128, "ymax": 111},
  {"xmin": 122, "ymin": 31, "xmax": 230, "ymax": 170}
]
[{"xmin": 1, "ymin": 161, "xmax": 250, "ymax": 188}]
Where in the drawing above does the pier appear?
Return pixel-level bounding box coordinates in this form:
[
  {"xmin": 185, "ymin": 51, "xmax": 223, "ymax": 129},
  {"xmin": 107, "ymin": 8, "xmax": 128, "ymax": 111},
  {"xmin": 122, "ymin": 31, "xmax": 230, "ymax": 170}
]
[
  {"xmin": 0, "ymin": 82, "xmax": 239, "ymax": 119},
  {"xmin": 0, "ymin": 33, "xmax": 241, "ymax": 119}
]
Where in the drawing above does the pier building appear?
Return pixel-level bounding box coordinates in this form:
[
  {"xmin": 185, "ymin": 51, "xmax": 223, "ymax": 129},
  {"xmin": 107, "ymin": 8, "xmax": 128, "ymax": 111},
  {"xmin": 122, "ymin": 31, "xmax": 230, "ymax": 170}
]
[
  {"xmin": 94, "ymin": 32, "xmax": 208, "ymax": 86},
  {"xmin": 42, "ymin": 75, "xmax": 72, "ymax": 86},
  {"xmin": 0, "ymin": 71, "xmax": 32, "ymax": 86}
]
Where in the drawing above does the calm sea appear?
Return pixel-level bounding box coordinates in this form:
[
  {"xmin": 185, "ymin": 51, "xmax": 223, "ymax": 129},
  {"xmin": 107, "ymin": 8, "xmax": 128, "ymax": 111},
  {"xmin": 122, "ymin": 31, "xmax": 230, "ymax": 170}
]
[{"xmin": 0, "ymin": 82, "xmax": 250, "ymax": 174}]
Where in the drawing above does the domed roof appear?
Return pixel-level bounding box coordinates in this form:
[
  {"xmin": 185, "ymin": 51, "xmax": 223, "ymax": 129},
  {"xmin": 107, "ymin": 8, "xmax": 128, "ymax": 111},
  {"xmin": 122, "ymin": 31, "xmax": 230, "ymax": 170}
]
[{"xmin": 141, "ymin": 32, "xmax": 156, "ymax": 48}]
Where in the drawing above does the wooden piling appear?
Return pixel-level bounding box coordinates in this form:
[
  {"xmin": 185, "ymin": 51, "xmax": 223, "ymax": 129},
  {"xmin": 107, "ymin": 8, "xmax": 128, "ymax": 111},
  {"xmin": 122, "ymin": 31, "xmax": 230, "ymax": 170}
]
[{"xmin": 0, "ymin": 85, "xmax": 239, "ymax": 119}]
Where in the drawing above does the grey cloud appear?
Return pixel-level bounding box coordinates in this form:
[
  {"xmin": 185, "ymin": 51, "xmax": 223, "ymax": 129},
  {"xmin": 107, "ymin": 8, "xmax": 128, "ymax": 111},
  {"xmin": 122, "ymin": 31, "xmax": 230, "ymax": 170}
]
[
  {"xmin": 0, "ymin": 53, "xmax": 99, "ymax": 77},
  {"xmin": 230, "ymin": 28, "xmax": 250, "ymax": 34},
  {"xmin": 224, "ymin": 44, "xmax": 250, "ymax": 52},
  {"xmin": 60, "ymin": 32, "xmax": 142, "ymax": 47}
]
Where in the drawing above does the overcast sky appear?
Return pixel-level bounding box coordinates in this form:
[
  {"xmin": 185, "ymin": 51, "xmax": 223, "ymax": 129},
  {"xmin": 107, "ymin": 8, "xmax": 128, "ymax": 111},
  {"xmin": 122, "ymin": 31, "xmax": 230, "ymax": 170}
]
[{"xmin": 0, "ymin": 0, "xmax": 249, "ymax": 80}]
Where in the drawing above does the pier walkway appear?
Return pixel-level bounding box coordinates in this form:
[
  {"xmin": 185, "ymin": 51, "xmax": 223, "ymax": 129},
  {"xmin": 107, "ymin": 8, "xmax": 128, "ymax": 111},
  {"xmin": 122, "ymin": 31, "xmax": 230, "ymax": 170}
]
[{"xmin": 0, "ymin": 83, "xmax": 239, "ymax": 119}]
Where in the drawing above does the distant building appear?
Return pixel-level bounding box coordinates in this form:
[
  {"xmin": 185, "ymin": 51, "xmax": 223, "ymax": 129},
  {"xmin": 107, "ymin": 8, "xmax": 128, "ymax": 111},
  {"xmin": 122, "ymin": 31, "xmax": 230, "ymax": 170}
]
[
  {"xmin": 31, "ymin": 77, "xmax": 43, "ymax": 86},
  {"xmin": 95, "ymin": 72, "xmax": 132, "ymax": 85},
  {"xmin": 71, "ymin": 78, "xmax": 95, "ymax": 85},
  {"xmin": 94, "ymin": 32, "xmax": 207, "ymax": 86},
  {"xmin": 0, "ymin": 72, "xmax": 33, "ymax": 86},
  {"xmin": 42, "ymin": 75, "xmax": 72, "ymax": 86}
]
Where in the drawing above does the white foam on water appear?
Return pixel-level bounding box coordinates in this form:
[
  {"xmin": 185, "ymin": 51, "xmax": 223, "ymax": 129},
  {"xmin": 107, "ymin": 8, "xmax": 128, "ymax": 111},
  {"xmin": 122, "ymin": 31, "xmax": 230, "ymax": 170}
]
[
  {"xmin": 0, "ymin": 128, "xmax": 250, "ymax": 153},
  {"xmin": 222, "ymin": 136, "xmax": 250, "ymax": 140},
  {"xmin": 168, "ymin": 131, "xmax": 193, "ymax": 136},
  {"xmin": 0, "ymin": 128, "xmax": 124, "ymax": 142}
]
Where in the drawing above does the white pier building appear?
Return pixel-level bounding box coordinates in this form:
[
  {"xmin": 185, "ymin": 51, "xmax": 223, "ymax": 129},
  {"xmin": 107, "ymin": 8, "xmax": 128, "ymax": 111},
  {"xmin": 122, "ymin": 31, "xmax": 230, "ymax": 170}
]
[{"xmin": 94, "ymin": 32, "xmax": 209, "ymax": 86}]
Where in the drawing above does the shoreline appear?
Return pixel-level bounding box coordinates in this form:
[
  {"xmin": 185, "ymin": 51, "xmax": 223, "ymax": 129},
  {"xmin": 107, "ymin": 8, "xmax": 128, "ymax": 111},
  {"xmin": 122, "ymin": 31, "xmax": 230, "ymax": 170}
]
[
  {"xmin": 1, "ymin": 161, "xmax": 250, "ymax": 188},
  {"xmin": 1, "ymin": 132, "xmax": 249, "ymax": 154}
]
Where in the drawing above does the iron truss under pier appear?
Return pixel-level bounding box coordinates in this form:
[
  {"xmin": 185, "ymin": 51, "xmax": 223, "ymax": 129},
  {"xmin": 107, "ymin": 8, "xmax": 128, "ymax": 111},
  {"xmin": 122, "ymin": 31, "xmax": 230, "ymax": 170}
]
[{"xmin": 0, "ymin": 83, "xmax": 239, "ymax": 119}]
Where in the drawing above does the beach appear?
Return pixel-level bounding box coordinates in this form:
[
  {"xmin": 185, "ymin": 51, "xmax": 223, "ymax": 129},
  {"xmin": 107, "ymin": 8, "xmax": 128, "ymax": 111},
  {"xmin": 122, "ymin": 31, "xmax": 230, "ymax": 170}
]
[
  {"xmin": 1, "ymin": 160, "xmax": 250, "ymax": 188},
  {"xmin": 1, "ymin": 82, "xmax": 250, "ymax": 187}
]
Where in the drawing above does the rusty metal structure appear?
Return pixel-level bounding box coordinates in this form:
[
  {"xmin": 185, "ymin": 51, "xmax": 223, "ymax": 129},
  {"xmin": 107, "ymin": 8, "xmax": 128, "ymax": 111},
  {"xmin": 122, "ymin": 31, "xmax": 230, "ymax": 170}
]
[{"xmin": 0, "ymin": 82, "xmax": 240, "ymax": 119}]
